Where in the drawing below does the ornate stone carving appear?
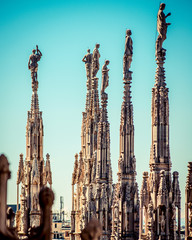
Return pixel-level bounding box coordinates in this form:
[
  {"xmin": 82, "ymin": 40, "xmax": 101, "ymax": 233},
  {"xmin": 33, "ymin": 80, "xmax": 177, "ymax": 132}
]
[
  {"xmin": 82, "ymin": 49, "xmax": 92, "ymax": 80},
  {"xmin": 101, "ymin": 60, "xmax": 110, "ymax": 94},
  {"xmin": 156, "ymin": 3, "xmax": 171, "ymax": 56},
  {"xmin": 0, "ymin": 155, "xmax": 54, "ymax": 240},
  {"xmin": 71, "ymin": 45, "xmax": 112, "ymax": 240},
  {"xmin": 140, "ymin": 4, "xmax": 180, "ymax": 240},
  {"xmin": 185, "ymin": 162, "xmax": 192, "ymax": 239},
  {"xmin": 92, "ymin": 44, "xmax": 100, "ymax": 78},
  {"xmin": 28, "ymin": 45, "xmax": 42, "ymax": 82},
  {"xmin": 111, "ymin": 30, "xmax": 139, "ymax": 240},
  {"xmin": 123, "ymin": 29, "xmax": 133, "ymax": 79},
  {"xmin": 16, "ymin": 48, "xmax": 52, "ymax": 237}
]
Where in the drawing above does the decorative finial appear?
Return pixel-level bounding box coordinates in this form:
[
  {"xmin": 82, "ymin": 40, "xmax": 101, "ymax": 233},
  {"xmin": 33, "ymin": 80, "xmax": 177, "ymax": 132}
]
[
  {"xmin": 101, "ymin": 60, "xmax": 110, "ymax": 94},
  {"xmin": 92, "ymin": 44, "xmax": 100, "ymax": 78},
  {"xmin": 155, "ymin": 3, "xmax": 171, "ymax": 57},
  {"xmin": 123, "ymin": 29, "xmax": 133, "ymax": 79},
  {"xmin": 46, "ymin": 153, "xmax": 50, "ymax": 161},
  {"xmin": 28, "ymin": 45, "xmax": 42, "ymax": 86}
]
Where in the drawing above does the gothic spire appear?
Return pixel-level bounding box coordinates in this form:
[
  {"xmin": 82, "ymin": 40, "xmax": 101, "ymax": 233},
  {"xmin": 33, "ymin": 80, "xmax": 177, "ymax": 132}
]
[
  {"xmin": 118, "ymin": 29, "xmax": 135, "ymax": 178},
  {"xmin": 111, "ymin": 30, "xmax": 139, "ymax": 240}
]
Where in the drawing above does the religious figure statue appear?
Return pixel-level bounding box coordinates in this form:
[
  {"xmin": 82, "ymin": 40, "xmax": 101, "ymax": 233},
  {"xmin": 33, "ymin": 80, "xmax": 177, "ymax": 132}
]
[
  {"xmin": 28, "ymin": 45, "xmax": 42, "ymax": 82},
  {"xmin": 82, "ymin": 186, "xmax": 87, "ymax": 199},
  {"xmin": 123, "ymin": 29, "xmax": 133, "ymax": 78},
  {"xmin": 160, "ymin": 211, "xmax": 166, "ymax": 233},
  {"xmin": 101, "ymin": 60, "xmax": 110, "ymax": 94},
  {"xmin": 92, "ymin": 44, "xmax": 100, "ymax": 78},
  {"xmin": 132, "ymin": 156, "xmax": 136, "ymax": 172},
  {"xmin": 171, "ymin": 203, "xmax": 176, "ymax": 221},
  {"xmin": 114, "ymin": 203, "xmax": 119, "ymax": 222},
  {"xmin": 156, "ymin": 3, "xmax": 171, "ymax": 56},
  {"xmin": 125, "ymin": 184, "xmax": 131, "ymax": 202},
  {"xmin": 21, "ymin": 184, "xmax": 25, "ymax": 197},
  {"xmin": 82, "ymin": 49, "xmax": 92, "ymax": 80},
  {"xmin": 33, "ymin": 195, "xmax": 38, "ymax": 210},
  {"xmin": 148, "ymin": 201, "xmax": 153, "ymax": 223}
]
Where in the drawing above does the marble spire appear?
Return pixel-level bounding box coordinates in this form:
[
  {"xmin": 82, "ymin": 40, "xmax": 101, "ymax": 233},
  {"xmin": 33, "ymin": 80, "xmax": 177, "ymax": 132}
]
[
  {"xmin": 16, "ymin": 47, "xmax": 52, "ymax": 237},
  {"xmin": 139, "ymin": 4, "xmax": 181, "ymax": 240},
  {"xmin": 111, "ymin": 29, "xmax": 139, "ymax": 240}
]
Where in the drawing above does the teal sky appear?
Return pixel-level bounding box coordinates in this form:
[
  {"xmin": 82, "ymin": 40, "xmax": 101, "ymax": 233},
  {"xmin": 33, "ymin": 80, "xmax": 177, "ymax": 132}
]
[{"xmin": 0, "ymin": 0, "xmax": 192, "ymax": 220}]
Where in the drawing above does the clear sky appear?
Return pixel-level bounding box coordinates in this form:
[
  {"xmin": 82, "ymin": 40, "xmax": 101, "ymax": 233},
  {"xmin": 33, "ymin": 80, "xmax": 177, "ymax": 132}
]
[{"xmin": 0, "ymin": 0, "xmax": 192, "ymax": 221}]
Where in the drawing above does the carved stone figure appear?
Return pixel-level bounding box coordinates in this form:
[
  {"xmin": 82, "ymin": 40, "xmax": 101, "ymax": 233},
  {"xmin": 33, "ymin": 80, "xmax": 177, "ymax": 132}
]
[
  {"xmin": 148, "ymin": 201, "xmax": 153, "ymax": 222},
  {"xmin": 156, "ymin": 3, "xmax": 171, "ymax": 56},
  {"xmin": 101, "ymin": 60, "xmax": 110, "ymax": 94},
  {"xmin": 92, "ymin": 44, "xmax": 100, "ymax": 78},
  {"xmin": 28, "ymin": 45, "xmax": 42, "ymax": 82},
  {"xmin": 82, "ymin": 49, "xmax": 92, "ymax": 80},
  {"xmin": 172, "ymin": 203, "xmax": 176, "ymax": 220},
  {"xmin": 33, "ymin": 195, "xmax": 38, "ymax": 210},
  {"xmin": 114, "ymin": 203, "xmax": 119, "ymax": 222},
  {"xmin": 160, "ymin": 211, "xmax": 165, "ymax": 233},
  {"xmin": 132, "ymin": 156, "xmax": 136, "ymax": 172},
  {"xmin": 123, "ymin": 29, "xmax": 133, "ymax": 77}
]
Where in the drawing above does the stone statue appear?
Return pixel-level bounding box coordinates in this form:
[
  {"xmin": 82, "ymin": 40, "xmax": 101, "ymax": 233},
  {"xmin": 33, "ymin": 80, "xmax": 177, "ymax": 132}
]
[
  {"xmin": 160, "ymin": 211, "xmax": 165, "ymax": 233},
  {"xmin": 148, "ymin": 201, "xmax": 153, "ymax": 222},
  {"xmin": 132, "ymin": 156, "xmax": 136, "ymax": 172},
  {"xmin": 172, "ymin": 203, "xmax": 176, "ymax": 220},
  {"xmin": 82, "ymin": 49, "xmax": 92, "ymax": 80},
  {"xmin": 125, "ymin": 184, "xmax": 131, "ymax": 202},
  {"xmin": 156, "ymin": 3, "xmax": 171, "ymax": 56},
  {"xmin": 92, "ymin": 44, "xmax": 100, "ymax": 78},
  {"xmin": 114, "ymin": 203, "xmax": 119, "ymax": 222},
  {"xmin": 101, "ymin": 60, "xmax": 110, "ymax": 94},
  {"xmin": 28, "ymin": 45, "xmax": 42, "ymax": 82},
  {"xmin": 83, "ymin": 186, "xmax": 87, "ymax": 199},
  {"xmin": 33, "ymin": 195, "xmax": 38, "ymax": 210},
  {"xmin": 123, "ymin": 29, "xmax": 133, "ymax": 77},
  {"xmin": 21, "ymin": 184, "xmax": 25, "ymax": 196}
]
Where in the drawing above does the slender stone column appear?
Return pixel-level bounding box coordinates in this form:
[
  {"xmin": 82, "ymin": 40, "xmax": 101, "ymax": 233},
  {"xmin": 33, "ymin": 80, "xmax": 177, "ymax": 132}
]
[{"xmin": 0, "ymin": 154, "xmax": 11, "ymax": 235}]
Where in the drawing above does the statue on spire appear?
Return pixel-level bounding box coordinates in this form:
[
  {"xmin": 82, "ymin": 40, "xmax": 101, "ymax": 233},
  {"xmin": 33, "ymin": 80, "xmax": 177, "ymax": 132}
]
[
  {"xmin": 82, "ymin": 49, "xmax": 92, "ymax": 80},
  {"xmin": 123, "ymin": 29, "xmax": 133, "ymax": 79},
  {"xmin": 101, "ymin": 60, "xmax": 110, "ymax": 94},
  {"xmin": 155, "ymin": 3, "xmax": 171, "ymax": 56},
  {"xmin": 28, "ymin": 45, "xmax": 42, "ymax": 82},
  {"xmin": 92, "ymin": 44, "xmax": 100, "ymax": 78}
]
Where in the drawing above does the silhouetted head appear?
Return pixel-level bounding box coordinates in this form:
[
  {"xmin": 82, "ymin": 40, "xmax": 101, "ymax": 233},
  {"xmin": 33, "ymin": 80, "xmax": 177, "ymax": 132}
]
[
  {"xmin": 87, "ymin": 49, "xmax": 90, "ymax": 53},
  {"xmin": 126, "ymin": 29, "xmax": 132, "ymax": 36},
  {"xmin": 96, "ymin": 44, "xmax": 100, "ymax": 49},
  {"xmin": 160, "ymin": 3, "xmax": 165, "ymax": 10},
  {"xmin": 105, "ymin": 60, "xmax": 110, "ymax": 65},
  {"xmin": 32, "ymin": 49, "xmax": 36, "ymax": 54}
]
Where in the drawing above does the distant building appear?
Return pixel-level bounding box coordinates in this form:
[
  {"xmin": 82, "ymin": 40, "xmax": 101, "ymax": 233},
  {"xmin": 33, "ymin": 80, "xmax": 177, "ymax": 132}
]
[
  {"xmin": 52, "ymin": 220, "xmax": 70, "ymax": 240},
  {"xmin": 52, "ymin": 197, "xmax": 71, "ymax": 240}
]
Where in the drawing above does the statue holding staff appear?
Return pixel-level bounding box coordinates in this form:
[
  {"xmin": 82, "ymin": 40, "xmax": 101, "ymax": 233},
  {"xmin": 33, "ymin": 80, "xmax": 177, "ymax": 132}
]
[
  {"xmin": 156, "ymin": 3, "xmax": 171, "ymax": 56},
  {"xmin": 82, "ymin": 49, "xmax": 92, "ymax": 80},
  {"xmin": 28, "ymin": 45, "xmax": 42, "ymax": 82},
  {"xmin": 101, "ymin": 60, "xmax": 110, "ymax": 94},
  {"xmin": 92, "ymin": 44, "xmax": 100, "ymax": 78},
  {"xmin": 123, "ymin": 29, "xmax": 133, "ymax": 77}
]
